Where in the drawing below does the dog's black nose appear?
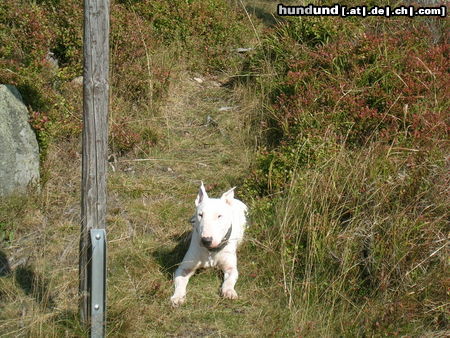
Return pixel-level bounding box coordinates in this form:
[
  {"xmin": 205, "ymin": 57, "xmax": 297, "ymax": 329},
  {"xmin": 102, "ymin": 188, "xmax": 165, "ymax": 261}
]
[{"xmin": 201, "ymin": 237, "xmax": 213, "ymax": 247}]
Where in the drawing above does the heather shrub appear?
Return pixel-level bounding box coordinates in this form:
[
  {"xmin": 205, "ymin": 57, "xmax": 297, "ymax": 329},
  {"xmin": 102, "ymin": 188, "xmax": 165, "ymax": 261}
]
[
  {"xmin": 0, "ymin": 0, "xmax": 249, "ymax": 157},
  {"xmin": 244, "ymin": 15, "xmax": 449, "ymax": 195},
  {"xmin": 241, "ymin": 8, "xmax": 448, "ymax": 334},
  {"xmin": 49, "ymin": 0, "xmax": 83, "ymax": 80},
  {"xmin": 118, "ymin": 0, "xmax": 248, "ymax": 70},
  {"xmin": 0, "ymin": 0, "xmax": 82, "ymax": 159}
]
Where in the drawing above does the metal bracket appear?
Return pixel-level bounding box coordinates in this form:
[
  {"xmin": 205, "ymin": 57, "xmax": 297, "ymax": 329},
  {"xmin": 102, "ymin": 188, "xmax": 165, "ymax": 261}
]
[{"xmin": 90, "ymin": 229, "xmax": 107, "ymax": 337}]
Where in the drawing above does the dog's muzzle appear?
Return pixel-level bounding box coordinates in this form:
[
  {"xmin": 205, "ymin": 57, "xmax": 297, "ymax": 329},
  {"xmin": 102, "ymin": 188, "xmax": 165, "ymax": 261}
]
[{"xmin": 202, "ymin": 225, "xmax": 232, "ymax": 252}]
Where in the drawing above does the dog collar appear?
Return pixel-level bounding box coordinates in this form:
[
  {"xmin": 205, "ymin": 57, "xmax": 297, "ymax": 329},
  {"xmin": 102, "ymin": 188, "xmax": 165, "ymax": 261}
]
[{"xmin": 208, "ymin": 225, "xmax": 232, "ymax": 252}]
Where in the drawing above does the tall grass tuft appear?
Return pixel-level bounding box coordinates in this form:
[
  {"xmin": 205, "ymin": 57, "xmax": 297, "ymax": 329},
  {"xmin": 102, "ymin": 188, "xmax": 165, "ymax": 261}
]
[{"xmin": 246, "ymin": 142, "xmax": 448, "ymax": 335}]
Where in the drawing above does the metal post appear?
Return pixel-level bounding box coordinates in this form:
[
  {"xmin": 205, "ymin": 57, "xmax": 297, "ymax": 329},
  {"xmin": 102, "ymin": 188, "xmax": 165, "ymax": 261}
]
[{"xmin": 90, "ymin": 229, "xmax": 107, "ymax": 337}]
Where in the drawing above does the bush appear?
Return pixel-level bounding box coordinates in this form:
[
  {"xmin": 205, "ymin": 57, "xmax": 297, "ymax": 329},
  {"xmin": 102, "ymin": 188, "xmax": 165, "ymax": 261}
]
[
  {"xmin": 242, "ymin": 9, "xmax": 449, "ymax": 334},
  {"xmin": 118, "ymin": 0, "xmax": 248, "ymax": 70},
  {"xmin": 0, "ymin": 0, "xmax": 249, "ymax": 158},
  {"xmin": 244, "ymin": 14, "xmax": 449, "ymax": 195}
]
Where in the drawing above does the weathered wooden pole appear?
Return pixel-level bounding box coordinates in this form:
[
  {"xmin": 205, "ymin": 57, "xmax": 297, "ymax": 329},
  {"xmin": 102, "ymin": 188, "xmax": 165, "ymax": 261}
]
[{"xmin": 79, "ymin": 0, "xmax": 110, "ymax": 333}]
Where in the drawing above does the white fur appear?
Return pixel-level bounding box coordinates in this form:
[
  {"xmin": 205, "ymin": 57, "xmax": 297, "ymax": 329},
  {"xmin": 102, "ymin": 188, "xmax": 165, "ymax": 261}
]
[{"xmin": 171, "ymin": 182, "xmax": 248, "ymax": 306}]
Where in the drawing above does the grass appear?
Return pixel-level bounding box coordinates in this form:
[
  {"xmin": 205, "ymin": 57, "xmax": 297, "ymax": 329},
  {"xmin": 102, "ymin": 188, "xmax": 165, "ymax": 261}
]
[
  {"xmin": 247, "ymin": 143, "xmax": 448, "ymax": 335},
  {"xmin": 0, "ymin": 69, "xmax": 258, "ymax": 336},
  {"xmin": 1, "ymin": 0, "xmax": 449, "ymax": 336}
]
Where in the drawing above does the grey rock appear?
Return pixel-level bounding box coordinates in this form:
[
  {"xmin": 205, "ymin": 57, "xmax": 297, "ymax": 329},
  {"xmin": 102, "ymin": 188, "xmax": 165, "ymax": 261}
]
[
  {"xmin": 0, "ymin": 85, "xmax": 40, "ymax": 196},
  {"xmin": 45, "ymin": 51, "xmax": 59, "ymax": 69},
  {"xmin": 218, "ymin": 106, "xmax": 234, "ymax": 112},
  {"xmin": 209, "ymin": 80, "xmax": 222, "ymax": 87},
  {"xmin": 193, "ymin": 77, "xmax": 204, "ymax": 84},
  {"xmin": 235, "ymin": 48, "xmax": 254, "ymax": 53},
  {"xmin": 205, "ymin": 115, "xmax": 218, "ymax": 127},
  {"xmin": 71, "ymin": 76, "xmax": 84, "ymax": 86}
]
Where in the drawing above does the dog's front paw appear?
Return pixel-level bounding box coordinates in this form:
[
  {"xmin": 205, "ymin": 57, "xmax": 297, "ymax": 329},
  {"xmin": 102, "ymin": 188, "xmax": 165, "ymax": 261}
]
[
  {"xmin": 170, "ymin": 294, "xmax": 186, "ymax": 307},
  {"xmin": 222, "ymin": 288, "xmax": 238, "ymax": 300}
]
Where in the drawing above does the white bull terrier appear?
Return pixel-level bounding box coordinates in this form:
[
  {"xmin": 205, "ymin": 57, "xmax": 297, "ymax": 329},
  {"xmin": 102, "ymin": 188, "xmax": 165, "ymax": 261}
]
[{"xmin": 171, "ymin": 182, "xmax": 248, "ymax": 306}]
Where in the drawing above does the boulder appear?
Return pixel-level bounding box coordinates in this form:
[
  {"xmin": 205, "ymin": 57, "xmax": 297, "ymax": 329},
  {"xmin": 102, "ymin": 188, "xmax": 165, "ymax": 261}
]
[{"xmin": 0, "ymin": 85, "xmax": 40, "ymax": 196}]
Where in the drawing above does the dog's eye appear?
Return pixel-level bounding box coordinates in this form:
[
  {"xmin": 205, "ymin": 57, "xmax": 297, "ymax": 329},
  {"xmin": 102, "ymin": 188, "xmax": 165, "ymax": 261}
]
[
  {"xmin": 217, "ymin": 215, "xmax": 222, "ymax": 218},
  {"xmin": 198, "ymin": 213, "xmax": 203, "ymax": 218}
]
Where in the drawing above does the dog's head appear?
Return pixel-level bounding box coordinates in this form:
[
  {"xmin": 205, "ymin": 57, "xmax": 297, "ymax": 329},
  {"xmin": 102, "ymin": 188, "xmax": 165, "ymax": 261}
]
[{"xmin": 194, "ymin": 182, "xmax": 235, "ymax": 251}]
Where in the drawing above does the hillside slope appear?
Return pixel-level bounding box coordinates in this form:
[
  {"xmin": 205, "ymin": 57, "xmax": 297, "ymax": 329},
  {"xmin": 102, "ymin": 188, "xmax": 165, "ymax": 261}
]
[{"xmin": 1, "ymin": 0, "xmax": 448, "ymax": 336}]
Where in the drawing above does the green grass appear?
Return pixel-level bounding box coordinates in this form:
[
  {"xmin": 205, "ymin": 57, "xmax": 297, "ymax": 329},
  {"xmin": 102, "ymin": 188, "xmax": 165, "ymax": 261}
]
[{"xmin": 0, "ymin": 0, "xmax": 448, "ymax": 336}]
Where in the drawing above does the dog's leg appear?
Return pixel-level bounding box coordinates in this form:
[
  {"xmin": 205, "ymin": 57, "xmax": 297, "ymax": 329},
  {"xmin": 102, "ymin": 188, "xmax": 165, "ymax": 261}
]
[
  {"xmin": 221, "ymin": 255, "xmax": 239, "ymax": 299},
  {"xmin": 171, "ymin": 256, "xmax": 199, "ymax": 306}
]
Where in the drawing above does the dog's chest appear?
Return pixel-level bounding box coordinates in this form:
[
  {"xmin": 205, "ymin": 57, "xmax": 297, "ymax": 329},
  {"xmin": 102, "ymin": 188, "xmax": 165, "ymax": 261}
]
[
  {"xmin": 202, "ymin": 252, "xmax": 218, "ymax": 268},
  {"xmin": 201, "ymin": 249, "xmax": 233, "ymax": 269}
]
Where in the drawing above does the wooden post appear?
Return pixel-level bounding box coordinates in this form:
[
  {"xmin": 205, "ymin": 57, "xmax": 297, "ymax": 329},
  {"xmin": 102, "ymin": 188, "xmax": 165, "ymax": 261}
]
[{"xmin": 80, "ymin": 0, "xmax": 110, "ymax": 329}]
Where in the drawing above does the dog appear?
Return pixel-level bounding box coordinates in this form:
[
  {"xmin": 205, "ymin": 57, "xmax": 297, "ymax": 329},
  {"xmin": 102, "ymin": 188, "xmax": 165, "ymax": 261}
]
[{"xmin": 170, "ymin": 182, "xmax": 248, "ymax": 306}]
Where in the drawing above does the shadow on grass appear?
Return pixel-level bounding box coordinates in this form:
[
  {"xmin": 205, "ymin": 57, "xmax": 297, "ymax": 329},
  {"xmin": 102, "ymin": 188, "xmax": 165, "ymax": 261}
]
[
  {"xmin": 245, "ymin": 4, "xmax": 279, "ymax": 27},
  {"xmin": 152, "ymin": 230, "xmax": 191, "ymax": 279},
  {"xmin": 54, "ymin": 310, "xmax": 88, "ymax": 336},
  {"xmin": 0, "ymin": 250, "xmax": 11, "ymax": 276},
  {"xmin": 15, "ymin": 264, "xmax": 55, "ymax": 309}
]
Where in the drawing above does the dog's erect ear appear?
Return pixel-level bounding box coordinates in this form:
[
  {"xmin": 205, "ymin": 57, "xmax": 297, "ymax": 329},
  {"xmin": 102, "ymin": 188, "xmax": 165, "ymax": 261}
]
[
  {"xmin": 195, "ymin": 181, "xmax": 209, "ymax": 206},
  {"xmin": 221, "ymin": 187, "xmax": 236, "ymax": 206}
]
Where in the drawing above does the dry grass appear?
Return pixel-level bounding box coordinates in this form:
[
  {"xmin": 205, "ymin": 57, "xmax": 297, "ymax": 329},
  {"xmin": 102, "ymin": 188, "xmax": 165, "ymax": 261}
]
[
  {"xmin": 247, "ymin": 143, "xmax": 449, "ymax": 336},
  {"xmin": 0, "ymin": 68, "xmax": 261, "ymax": 336}
]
